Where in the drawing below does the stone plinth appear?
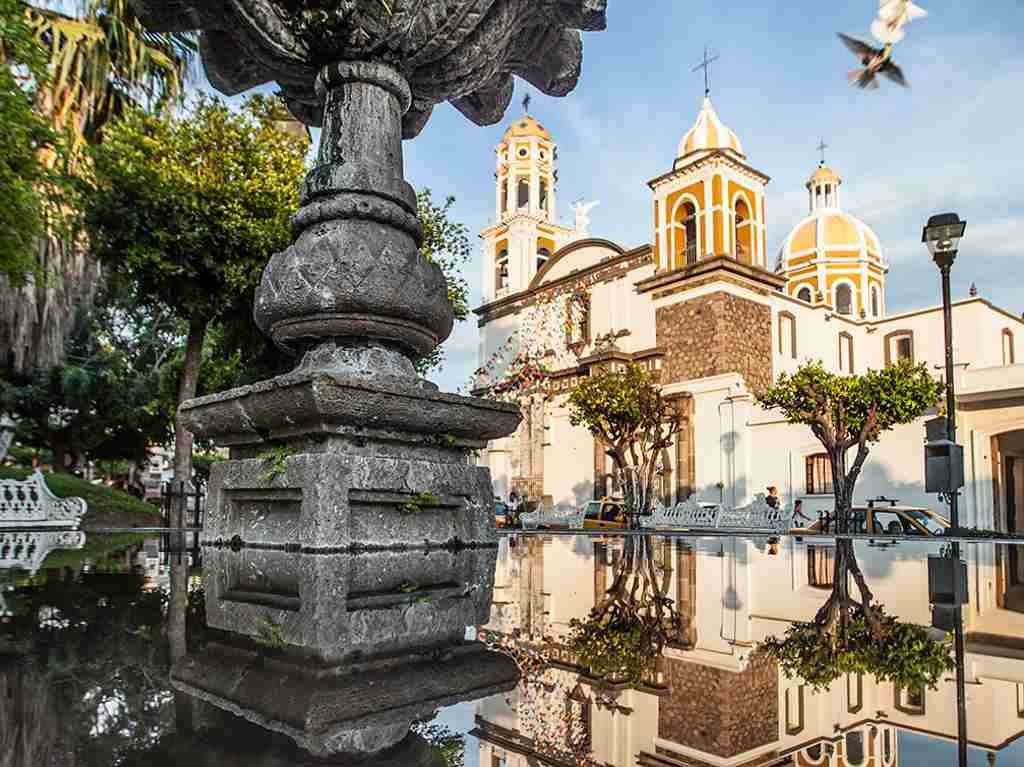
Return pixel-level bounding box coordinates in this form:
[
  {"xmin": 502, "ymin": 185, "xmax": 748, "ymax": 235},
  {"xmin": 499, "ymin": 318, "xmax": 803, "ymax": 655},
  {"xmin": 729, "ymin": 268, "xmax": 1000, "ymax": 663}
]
[
  {"xmin": 201, "ymin": 547, "xmax": 497, "ymax": 661},
  {"xmin": 182, "ymin": 372, "xmax": 520, "ymax": 549}
]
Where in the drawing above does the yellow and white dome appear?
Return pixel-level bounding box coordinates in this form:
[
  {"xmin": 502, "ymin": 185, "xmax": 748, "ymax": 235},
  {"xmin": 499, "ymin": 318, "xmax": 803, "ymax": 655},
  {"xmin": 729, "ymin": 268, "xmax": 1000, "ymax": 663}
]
[
  {"xmin": 676, "ymin": 96, "xmax": 744, "ymax": 160},
  {"xmin": 778, "ymin": 163, "xmax": 888, "ymax": 318},
  {"xmin": 503, "ymin": 114, "xmax": 552, "ymax": 141}
]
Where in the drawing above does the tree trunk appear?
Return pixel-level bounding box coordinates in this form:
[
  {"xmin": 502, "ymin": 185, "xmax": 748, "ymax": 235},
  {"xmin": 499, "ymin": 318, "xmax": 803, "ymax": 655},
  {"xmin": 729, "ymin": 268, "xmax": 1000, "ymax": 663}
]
[
  {"xmin": 171, "ymin": 318, "xmax": 206, "ymax": 521},
  {"xmin": 831, "ymin": 448, "xmax": 852, "ymax": 534}
]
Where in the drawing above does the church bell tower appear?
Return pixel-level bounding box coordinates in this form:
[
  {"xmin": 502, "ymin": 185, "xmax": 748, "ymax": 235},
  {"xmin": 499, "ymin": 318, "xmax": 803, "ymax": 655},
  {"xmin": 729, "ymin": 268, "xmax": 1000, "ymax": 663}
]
[{"xmin": 481, "ymin": 102, "xmax": 578, "ymax": 303}]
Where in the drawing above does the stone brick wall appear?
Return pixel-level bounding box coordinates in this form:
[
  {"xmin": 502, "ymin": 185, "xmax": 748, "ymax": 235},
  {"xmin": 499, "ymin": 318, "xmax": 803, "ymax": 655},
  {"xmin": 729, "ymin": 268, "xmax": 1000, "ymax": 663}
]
[
  {"xmin": 657, "ymin": 651, "xmax": 779, "ymax": 758},
  {"xmin": 656, "ymin": 290, "xmax": 773, "ymax": 393}
]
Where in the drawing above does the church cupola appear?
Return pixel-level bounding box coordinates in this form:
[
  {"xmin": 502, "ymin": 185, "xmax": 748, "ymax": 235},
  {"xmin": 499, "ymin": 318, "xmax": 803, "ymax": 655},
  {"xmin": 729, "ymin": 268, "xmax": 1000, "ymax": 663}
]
[
  {"xmin": 649, "ymin": 95, "xmax": 770, "ymax": 273},
  {"xmin": 778, "ymin": 158, "xmax": 888, "ymax": 319},
  {"xmin": 480, "ymin": 99, "xmax": 580, "ymax": 303}
]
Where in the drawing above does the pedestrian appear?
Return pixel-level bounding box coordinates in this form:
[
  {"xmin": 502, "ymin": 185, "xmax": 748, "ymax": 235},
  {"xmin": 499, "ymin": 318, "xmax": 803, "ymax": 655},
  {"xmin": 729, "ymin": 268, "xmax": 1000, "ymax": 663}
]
[
  {"xmin": 766, "ymin": 485, "xmax": 781, "ymax": 509},
  {"xmin": 792, "ymin": 499, "xmax": 813, "ymax": 524},
  {"xmin": 507, "ymin": 489, "xmax": 521, "ymax": 528}
]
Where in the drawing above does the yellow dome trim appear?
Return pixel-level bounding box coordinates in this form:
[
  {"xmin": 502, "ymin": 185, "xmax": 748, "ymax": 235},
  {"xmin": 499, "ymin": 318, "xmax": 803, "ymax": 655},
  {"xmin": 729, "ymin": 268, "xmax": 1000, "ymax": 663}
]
[
  {"xmin": 811, "ymin": 164, "xmax": 840, "ymax": 183},
  {"xmin": 503, "ymin": 115, "xmax": 551, "ymax": 141}
]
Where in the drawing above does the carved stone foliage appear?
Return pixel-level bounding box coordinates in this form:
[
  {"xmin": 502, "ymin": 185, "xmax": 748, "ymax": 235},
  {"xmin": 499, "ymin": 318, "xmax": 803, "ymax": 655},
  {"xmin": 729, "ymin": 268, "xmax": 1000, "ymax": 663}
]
[{"xmin": 133, "ymin": 0, "xmax": 608, "ymax": 137}]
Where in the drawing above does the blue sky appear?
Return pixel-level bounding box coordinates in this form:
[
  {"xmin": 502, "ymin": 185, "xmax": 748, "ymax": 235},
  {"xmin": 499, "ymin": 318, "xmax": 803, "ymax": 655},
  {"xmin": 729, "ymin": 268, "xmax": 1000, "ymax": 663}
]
[{"xmin": 202, "ymin": 2, "xmax": 1024, "ymax": 392}]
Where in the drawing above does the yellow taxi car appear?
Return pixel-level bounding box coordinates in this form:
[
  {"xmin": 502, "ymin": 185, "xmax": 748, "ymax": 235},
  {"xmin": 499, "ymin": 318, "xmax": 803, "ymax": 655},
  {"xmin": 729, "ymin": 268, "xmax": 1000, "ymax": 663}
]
[
  {"xmin": 582, "ymin": 497, "xmax": 627, "ymax": 530},
  {"xmin": 794, "ymin": 498, "xmax": 950, "ymax": 537}
]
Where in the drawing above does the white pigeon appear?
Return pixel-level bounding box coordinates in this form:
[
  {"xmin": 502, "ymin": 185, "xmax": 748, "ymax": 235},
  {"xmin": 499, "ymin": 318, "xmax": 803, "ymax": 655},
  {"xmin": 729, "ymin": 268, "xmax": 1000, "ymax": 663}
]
[{"xmin": 871, "ymin": 0, "xmax": 928, "ymax": 44}]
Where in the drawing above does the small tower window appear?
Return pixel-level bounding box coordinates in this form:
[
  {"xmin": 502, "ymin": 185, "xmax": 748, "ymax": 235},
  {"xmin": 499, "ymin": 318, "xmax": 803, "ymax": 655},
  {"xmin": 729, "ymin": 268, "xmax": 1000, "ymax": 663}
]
[
  {"xmin": 539, "ymin": 180, "xmax": 549, "ymax": 214},
  {"xmin": 734, "ymin": 198, "xmax": 753, "ymax": 264},
  {"xmin": 839, "ymin": 331, "xmax": 854, "ymax": 374},
  {"xmin": 517, "ymin": 179, "xmax": 529, "ymax": 210},
  {"xmin": 835, "ymin": 283, "xmax": 853, "ymax": 315},
  {"xmin": 884, "ymin": 330, "xmax": 915, "ymax": 365},
  {"xmin": 495, "ymin": 250, "xmax": 509, "ymax": 291},
  {"xmin": 1004, "ymin": 328, "xmax": 1016, "ymax": 365},
  {"xmin": 517, "ymin": 146, "xmax": 528, "ymax": 158},
  {"xmin": 536, "ymin": 247, "xmax": 550, "ymax": 273},
  {"xmin": 797, "ymin": 286, "xmax": 812, "ymax": 303},
  {"xmin": 871, "ymin": 286, "xmax": 880, "ymax": 317},
  {"xmin": 674, "ymin": 202, "xmax": 699, "ymax": 268}
]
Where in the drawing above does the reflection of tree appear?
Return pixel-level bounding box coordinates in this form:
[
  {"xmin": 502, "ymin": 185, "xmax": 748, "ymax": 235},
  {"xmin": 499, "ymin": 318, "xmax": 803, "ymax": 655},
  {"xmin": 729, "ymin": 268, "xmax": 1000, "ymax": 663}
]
[
  {"xmin": 412, "ymin": 722, "xmax": 465, "ymax": 767},
  {"xmin": 762, "ymin": 542, "xmax": 954, "ymax": 691},
  {"xmin": 1, "ymin": 569, "xmax": 208, "ymax": 765},
  {"xmin": 568, "ymin": 535, "xmax": 678, "ymax": 684}
]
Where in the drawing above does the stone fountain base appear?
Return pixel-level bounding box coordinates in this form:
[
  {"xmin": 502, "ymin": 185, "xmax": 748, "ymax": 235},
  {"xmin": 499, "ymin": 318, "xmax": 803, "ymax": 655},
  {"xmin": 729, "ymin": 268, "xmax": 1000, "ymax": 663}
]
[{"xmin": 180, "ymin": 370, "xmax": 520, "ymax": 549}]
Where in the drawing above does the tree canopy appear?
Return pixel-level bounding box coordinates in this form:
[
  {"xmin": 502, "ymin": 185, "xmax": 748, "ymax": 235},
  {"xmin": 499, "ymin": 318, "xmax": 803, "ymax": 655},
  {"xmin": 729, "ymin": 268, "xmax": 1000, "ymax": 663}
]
[
  {"xmin": 0, "ymin": 0, "xmax": 59, "ymax": 285},
  {"xmin": 81, "ymin": 94, "xmax": 308, "ymax": 483},
  {"xmin": 757, "ymin": 359, "xmax": 941, "ymax": 520}
]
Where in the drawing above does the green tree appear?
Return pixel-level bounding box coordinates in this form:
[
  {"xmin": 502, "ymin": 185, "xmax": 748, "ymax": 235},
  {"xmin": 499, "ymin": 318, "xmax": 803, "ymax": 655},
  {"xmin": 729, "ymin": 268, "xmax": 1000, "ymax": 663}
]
[
  {"xmin": 81, "ymin": 95, "xmax": 308, "ymax": 487},
  {"xmin": 756, "ymin": 359, "xmax": 942, "ymax": 529},
  {"xmin": 568, "ymin": 362, "xmax": 679, "ymax": 518},
  {"xmin": 415, "ymin": 188, "xmax": 472, "ymax": 375},
  {"xmin": 1, "ymin": 0, "xmax": 194, "ymax": 374},
  {"xmin": 757, "ymin": 359, "xmax": 949, "ymax": 690},
  {"xmin": 0, "ymin": 0, "xmax": 58, "ymax": 286},
  {"xmin": 0, "ymin": 307, "xmax": 171, "ymax": 470}
]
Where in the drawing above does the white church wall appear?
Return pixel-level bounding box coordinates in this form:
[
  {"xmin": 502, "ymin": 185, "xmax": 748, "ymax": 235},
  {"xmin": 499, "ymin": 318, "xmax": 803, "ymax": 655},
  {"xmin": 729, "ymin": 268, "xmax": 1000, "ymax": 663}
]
[
  {"xmin": 544, "ymin": 401, "xmax": 595, "ymax": 507},
  {"xmin": 542, "ymin": 536, "xmax": 595, "ymax": 639}
]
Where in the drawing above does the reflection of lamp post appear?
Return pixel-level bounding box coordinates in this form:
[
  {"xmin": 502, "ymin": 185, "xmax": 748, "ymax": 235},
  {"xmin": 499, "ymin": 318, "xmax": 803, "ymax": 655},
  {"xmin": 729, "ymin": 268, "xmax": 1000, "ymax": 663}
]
[
  {"xmin": 0, "ymin": 415, "xmax": 15, "ymax": 462},
  {"xmin": 922, "ymin": 212, "xmax": 968, "ymax": 767}
]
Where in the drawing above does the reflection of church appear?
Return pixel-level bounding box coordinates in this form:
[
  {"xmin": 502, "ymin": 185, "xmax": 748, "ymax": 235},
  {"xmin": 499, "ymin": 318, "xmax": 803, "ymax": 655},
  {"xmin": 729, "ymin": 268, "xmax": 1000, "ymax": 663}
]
[
  {"xmin": 473, "ymin": 535, "xmax": 1024, "ymax": 767},
  {"xmin": 474, "ymin": 98, "xmax": 1024, "ymax": 594}
]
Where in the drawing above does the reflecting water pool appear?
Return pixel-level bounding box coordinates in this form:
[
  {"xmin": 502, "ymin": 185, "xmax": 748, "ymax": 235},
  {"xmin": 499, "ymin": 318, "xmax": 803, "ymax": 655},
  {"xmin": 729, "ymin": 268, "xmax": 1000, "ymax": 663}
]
[{"xmin": 1, "ymin": 531, "xmax": 1022, "ymax": 766}]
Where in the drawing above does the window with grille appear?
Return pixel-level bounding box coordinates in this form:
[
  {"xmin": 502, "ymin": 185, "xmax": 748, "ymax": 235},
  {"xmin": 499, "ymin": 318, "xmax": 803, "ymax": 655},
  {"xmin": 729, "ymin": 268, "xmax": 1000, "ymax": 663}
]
[
  {"xmin": 808, "ymin": 545, "xmax": 835, "ymax": 588},
  {"xmin": 806, "ymin": 454, "xmax": 833, "ymax": 495}
]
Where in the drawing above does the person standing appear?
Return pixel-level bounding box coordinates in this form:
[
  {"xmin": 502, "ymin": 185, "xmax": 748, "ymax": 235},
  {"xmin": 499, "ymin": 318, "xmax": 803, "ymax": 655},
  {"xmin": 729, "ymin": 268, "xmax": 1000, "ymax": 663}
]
[
  {"xmin": 766, "ymin": 485, "xmax": 781, "ymax": 509},
  {"xmin": 507, "ymin": 489, "xmax": 521, "ymax": 528}
]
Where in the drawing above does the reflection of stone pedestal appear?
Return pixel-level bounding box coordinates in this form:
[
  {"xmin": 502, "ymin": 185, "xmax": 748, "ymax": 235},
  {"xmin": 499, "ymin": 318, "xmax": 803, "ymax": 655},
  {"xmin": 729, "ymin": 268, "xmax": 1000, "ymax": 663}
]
[{"xmin": 175, "ymin": 547, "xmax": 517, "ymax": 757}]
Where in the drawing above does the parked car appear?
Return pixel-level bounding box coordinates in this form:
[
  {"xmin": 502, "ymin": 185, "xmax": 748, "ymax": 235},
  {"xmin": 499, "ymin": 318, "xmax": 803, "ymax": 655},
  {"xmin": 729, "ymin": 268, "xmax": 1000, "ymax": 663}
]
[
  {"xmin": 494, "ymin": 500, "xmax": 509, "ymax": 528},
  {"xmin": 793, "ymin": 498, "xmax": 950, "ymax": 537},
  {"xmin": 582, "ymin": 497, "xmax": 627, "ymax": 530}
]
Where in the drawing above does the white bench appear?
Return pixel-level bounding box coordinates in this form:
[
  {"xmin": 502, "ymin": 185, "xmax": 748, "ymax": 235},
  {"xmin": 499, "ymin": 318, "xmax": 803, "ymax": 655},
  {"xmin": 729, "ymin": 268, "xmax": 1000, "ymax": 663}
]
[
  {"xmin": 0, "ymin": 530, "xmax": 86, "ymax": 574},
  {"xmin": 641, "ymin": 494, "xmax": 794, "ymax": 533},
  {"xmin": 520, "ymin": 503, "xmax": 585, "ymax": 530},
  {"xmin": 640, "ymin": 497, "xmax": 721, "ymax": 529},
  {"xmin": 0, "ymin": 471, "xmax": 87, "ymax": 529}
]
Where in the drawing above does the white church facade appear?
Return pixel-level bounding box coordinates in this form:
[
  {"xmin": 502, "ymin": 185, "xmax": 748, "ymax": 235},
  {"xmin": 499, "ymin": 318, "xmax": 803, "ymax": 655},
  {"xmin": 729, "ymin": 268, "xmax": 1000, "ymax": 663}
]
[{"xmin": 473, "ymin": 99, "xmax": 1024, "ymax": 568}]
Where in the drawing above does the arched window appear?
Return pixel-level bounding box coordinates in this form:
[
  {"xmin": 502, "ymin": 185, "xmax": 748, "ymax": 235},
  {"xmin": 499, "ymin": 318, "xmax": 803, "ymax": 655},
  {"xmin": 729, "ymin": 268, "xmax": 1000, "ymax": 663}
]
[
  {"xmin": 845, "ymin": 731, "xmax": 866, "ymax": 766},
  {"xmin": 517, "ymin": 178, "xmax": 529, "ymax": 210},
  {"xmin": 536, "ymin": 247, "xmax": 550, "ymax": 273},
  {"xmin": 501, "ymin": 180, "xmax": 508, "ymax": 214},
  {"xmin": 835, "ymin": 283, "xmax": 853, "ymax": 316},
  {"xmin": 808, "ymin": 544, "xmax": 835, "ymax": 588},
  {"xmin": 895, "ymin": 684, "xmax": 925, "ymax": 715},
  {"xmin": 734, "ymin": 198, "xmax": 753, "ymax": 264},
  {"xmin": 674, "ymin": 201, "xmax": 699, "ymax": 269},
  {"xmin": 797, "ymin": 286, "xmax": 813, "ymax": 303},
  {"xmin": 495, "ymin": 250, "xmax": 509, "ymax": 291},
  {"xmin": 539, "ymin": 180, "xmax": 549, "ymax": 214},
  {"xmin": 1004, "ymin": 328, "xmax": 1016, "ymax": 365},
  {"xmin": 883, "ymin": 729, "xmax": 894, "ymax": 765},
  {"xmin": 871, "ymin": 285, "xmax": 880, "ymax": 317}
]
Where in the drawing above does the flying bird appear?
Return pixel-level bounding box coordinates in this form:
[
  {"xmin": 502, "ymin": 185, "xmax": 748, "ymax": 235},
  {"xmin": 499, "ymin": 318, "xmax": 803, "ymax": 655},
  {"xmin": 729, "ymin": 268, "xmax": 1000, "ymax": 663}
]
[
  {"xmin": 872, "ymin": 0, "xmax": 928, "ymax": 44},
  {"xmin": 838, "ymin": 33, "xmax": 907, "ymax": 90}
]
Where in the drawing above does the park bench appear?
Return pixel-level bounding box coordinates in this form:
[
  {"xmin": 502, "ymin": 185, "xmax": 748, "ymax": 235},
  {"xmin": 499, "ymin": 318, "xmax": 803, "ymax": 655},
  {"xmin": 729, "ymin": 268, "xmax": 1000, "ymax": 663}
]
[
  {"xmin": 640, "ymin": 497, "xmax": 721, "ymax": 529},
  {"xmin": 520, "ymin": 503, "xmax": 585, "ymax": 530},
  {"xmin": 641, "ymin": 494, "xmax": 794, "ymax": 533},
  {"xmin": 0, "ymin": 471, "xmax": 88, "ymax": 529}
]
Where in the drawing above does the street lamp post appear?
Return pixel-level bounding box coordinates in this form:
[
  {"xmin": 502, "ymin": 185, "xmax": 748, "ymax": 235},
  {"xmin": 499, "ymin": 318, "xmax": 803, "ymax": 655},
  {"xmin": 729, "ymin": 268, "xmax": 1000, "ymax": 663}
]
[{"xmin": 922, "ymin": 212, "xmax": 968, "ymax": 767}]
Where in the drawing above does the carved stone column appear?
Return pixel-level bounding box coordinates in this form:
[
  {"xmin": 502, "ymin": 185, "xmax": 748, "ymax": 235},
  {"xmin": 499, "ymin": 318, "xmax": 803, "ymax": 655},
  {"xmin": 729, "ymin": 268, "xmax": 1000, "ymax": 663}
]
[{"xmin": 133, "ymin": 0, "xmax": 609, "ymax": 550}]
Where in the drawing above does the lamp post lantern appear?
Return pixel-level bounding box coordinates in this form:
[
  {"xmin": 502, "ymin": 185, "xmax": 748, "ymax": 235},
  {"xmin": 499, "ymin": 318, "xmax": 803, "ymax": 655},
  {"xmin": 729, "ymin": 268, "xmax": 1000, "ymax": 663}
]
[{"xmin": 922, "ymin": 211, "xmax": 968, "ymax": 767}]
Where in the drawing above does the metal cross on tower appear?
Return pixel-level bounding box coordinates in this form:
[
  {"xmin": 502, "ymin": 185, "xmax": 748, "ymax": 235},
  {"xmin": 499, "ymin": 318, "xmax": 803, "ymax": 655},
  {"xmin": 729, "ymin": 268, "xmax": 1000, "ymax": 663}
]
[
  {"xmin": 522, "ymin": 92, "xmax": 531, "ymax": 114},
  {"xmin": 817, "ymin": 138, "xmax": 829, "ymax": 165},
  {"xmin": 691, "ymin": 46, "xmax": 719, "ymax": 97}
]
